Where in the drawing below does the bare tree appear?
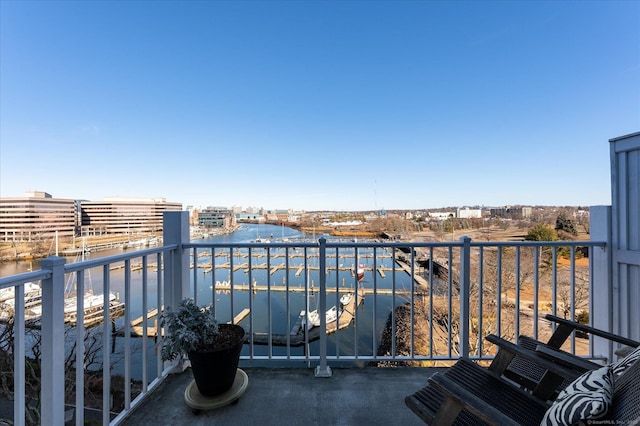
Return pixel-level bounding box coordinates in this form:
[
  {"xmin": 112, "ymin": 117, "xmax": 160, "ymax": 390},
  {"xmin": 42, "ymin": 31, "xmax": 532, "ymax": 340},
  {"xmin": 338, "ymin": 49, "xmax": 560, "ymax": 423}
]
[{"xmin": 0, "ymin": 308, "xmax": 130, "ymax": 425}]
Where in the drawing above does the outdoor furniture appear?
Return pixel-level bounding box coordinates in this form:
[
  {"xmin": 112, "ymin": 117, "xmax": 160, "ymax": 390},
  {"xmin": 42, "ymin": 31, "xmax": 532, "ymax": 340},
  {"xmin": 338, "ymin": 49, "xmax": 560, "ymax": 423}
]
[
  {"xmin": 503, "ymin": 314, "xmax": 640, "ymax": 396},
  {"xmin": 405, "ymin": 346, "xmax": 640, "ymax": 425},
  {"xmin": 405, "ymin": 334, "xmax": 585, "ymax": 425},
  {"xmin": 484, "ymin": 334, "xmax": 584, "ymax": 402}
]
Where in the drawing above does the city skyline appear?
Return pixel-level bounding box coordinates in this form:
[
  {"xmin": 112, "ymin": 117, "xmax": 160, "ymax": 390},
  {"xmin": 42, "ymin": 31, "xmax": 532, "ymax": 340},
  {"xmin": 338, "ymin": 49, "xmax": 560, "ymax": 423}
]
[
  {"xmin": 0, "ymin": 189, "xmax": 593, "ymax": 214},
  {"xmin": 1, "ymin": 1, "xmax": 638, "ymax": 211}
]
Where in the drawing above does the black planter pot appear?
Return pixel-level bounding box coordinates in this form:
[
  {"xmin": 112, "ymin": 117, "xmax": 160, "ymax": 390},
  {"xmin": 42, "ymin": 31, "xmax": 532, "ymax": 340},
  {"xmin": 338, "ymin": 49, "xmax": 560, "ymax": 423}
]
[{"xmin": 188, "ymin": 324, "xmax": 245, "ymax": 397}]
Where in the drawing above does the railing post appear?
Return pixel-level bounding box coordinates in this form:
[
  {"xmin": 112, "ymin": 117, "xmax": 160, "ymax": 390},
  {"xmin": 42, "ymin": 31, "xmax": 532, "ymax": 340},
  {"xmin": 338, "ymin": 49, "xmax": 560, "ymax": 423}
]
[
  {"xmin": 315, "ymin": 237, "xmax": 332, "ymax": 377},
  {"xmin": 39, "ymin": 256, "xmax": 66, "ymax": 426},
  {"xmin": 162, "ymin": 211, "xmax": 191, "ymax": 372},
  {"xmin": 459, "ymin": 237, "xmax": 471, "ymax": 358},
  {"xmin": 162, "ymin": 211, "xmax": 191, "ymax": 308},
  {"xmin": 590, "ymin": 205, "xmax": 613, "ymax": 360}
]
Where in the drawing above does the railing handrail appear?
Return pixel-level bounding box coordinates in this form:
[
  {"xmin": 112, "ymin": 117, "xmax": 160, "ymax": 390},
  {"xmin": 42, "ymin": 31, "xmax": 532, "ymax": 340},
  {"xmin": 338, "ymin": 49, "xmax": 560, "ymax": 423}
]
[
  {"xmin": 0, "ymin": 234, "xmax": 609, "ymax": 425},
  {"xmin": 0, "ymin": 270, "xmax": 52, "ymax": 290},
  {"xmin": 184, "ymin": 239, "xmax": 606, "ymax": 249},
  {"xmin": 63, "ymin": 244, "xmax": 179, "ymax": 273},
  {"xmin": 0, "ymin": 239, "xmax": 605, "ymax": 289}
]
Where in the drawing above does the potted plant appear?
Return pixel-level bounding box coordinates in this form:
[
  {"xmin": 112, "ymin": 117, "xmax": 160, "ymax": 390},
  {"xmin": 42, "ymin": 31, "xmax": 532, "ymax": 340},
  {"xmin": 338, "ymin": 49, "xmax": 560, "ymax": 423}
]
[{"xmin": 160, "ymin": 298, "xmax": 245, "ymax": 397}]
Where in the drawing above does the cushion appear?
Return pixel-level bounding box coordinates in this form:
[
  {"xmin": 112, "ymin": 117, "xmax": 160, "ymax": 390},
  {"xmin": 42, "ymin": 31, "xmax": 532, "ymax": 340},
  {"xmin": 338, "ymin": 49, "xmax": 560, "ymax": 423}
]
[
  {"xmin": 540, "ymin": 365, "xmax": 614, "ymax": 426},
  {"xmin": 611, "ymin": 345, "xmax": 640, "ymax": 377}
]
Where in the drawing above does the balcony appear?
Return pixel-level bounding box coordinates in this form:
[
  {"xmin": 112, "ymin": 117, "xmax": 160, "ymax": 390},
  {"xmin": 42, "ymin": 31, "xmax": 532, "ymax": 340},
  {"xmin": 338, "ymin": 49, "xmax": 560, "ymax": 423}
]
[
  {"xmin": 0, "ymin": 222, "xmax": 614, "ymax": 425},
  {"xmin": 0, "ymin": 133, "xmax": 637, "ymax": 425},
  {"xmin": 119, "ymin": 365, "xmax": 432, "ymax": 425}
]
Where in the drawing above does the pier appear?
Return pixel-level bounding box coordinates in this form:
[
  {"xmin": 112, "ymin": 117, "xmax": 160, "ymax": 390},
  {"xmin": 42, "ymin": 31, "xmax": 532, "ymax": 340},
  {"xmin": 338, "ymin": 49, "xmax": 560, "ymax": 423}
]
[
  {"xmin": 208, "ymin": 281, "xmax": 413, "ymax": 297},
  {"xmin": 251, "ymin": 286, "xmax": 366, "ymax": 346},
  {"xmin": 121, "ymin": 285, "xmax": 372, "ymax": 342},
  {"xmin": 126, "ymin": 307, "xmax": 251, "ymax": 337},
  {"xmin": 65, "ymin": 300, "xmax": 125, "ymax": 327}
]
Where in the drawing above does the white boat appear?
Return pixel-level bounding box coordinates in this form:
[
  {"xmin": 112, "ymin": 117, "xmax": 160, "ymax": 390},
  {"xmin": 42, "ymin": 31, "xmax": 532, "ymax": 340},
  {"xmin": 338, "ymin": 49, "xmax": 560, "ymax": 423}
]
[
  {"xmin": 340, "ymin": 293, "xmax": 353, "ymax": 306},
  {"xmin": 0, "ymin": 282, "xmax": 41, "ymax": 303},
  {"xmin": 22, "ymin": 291, "xmax": 118, "ymax": 317},
  {"xmin": 63, "ymin": 292, "xmax": 118, "ymax": 314},
  {"xmin": 301, "ymin": 305, "xmax": 339, "ymax": 330}
]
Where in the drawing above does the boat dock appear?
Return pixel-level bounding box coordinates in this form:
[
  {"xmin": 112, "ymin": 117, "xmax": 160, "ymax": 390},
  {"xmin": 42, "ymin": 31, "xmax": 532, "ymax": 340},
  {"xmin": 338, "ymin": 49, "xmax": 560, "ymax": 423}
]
[
  {"xmin": 194, "ymin": 258, "xmax": 429, "ymax": 292},
  {"xmin": 394, "ymin": 259, "xmax": 430, "ymax": 289},
  {"xmin": 195, "ymin": 262, "xmax": 394, "ymax": 277},
  {"xmin": 208, "ymin": 282, "xmax": 413, "ymax": 297},
  {"xmin": 125, "ymin": 307, "xmax": 251, "ymax": 337},
  {"xmin": 251, "ymin": 286, "xmax": 366, "ymax": 346},
  {"xmin": 65, "ymin": 300, "xmax": 126, "ymax": 327},
  {"xmin": 193, "ymin": 251, "xmax": 393, "ymax": 261}
]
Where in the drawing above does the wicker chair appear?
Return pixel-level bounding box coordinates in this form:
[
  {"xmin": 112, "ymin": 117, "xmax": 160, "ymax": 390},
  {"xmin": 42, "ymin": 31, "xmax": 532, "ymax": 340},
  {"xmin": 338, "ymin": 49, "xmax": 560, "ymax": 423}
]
[
  {"xmin": 502, "ymin": 314, "xmax": 640, "ymax": 397},
  {"xmin": 405, "ymin": 350, "xmax": 640, "ymax": 425}
]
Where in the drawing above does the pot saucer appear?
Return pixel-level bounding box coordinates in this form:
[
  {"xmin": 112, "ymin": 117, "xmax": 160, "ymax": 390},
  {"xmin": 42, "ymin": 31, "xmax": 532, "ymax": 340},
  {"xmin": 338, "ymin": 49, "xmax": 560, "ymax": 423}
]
[{"xmin": 184, "ymin": 369, "xmax": 248, "ymax": 412}]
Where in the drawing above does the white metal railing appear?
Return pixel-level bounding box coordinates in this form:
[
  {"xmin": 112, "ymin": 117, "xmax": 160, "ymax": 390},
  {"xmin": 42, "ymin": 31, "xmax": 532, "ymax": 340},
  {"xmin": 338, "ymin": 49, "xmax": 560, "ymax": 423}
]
[{"xmin": 0, "ymin": 220, "xmax": 607, "ymax": 425}]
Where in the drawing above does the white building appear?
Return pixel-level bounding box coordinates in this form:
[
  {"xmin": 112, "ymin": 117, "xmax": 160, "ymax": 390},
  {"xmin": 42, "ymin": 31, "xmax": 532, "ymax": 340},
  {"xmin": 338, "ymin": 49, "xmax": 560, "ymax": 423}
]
[
  {"xmin": 456, "ymin": 207, "xmax": 482, "ymax": 219},
  {"xmin": 428, "ymin": 212, "xmax": 454, "ymax": 221}
]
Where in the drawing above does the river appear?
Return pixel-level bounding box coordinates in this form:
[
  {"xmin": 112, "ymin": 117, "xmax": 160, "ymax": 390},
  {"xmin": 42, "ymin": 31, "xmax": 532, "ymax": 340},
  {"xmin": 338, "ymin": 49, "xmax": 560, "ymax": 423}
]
[{"xmin": 1, "ymin": 224, "xmax": 417, "ymax": 380}]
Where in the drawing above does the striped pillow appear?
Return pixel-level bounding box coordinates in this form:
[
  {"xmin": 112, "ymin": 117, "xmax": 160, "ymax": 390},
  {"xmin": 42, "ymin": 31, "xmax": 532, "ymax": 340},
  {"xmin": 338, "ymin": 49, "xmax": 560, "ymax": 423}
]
[
  {"xmin": 611, "ymin": 345, "xmax": 640, "ymax": 377},
  {"xmin": 540, "ymin": 365, "xmax": 614, "ymax": 426}
]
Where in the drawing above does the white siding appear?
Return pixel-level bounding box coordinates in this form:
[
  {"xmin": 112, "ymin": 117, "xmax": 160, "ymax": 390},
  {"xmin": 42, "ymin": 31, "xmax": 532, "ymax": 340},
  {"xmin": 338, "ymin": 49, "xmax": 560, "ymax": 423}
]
[{"xmin": 610, "ymin": 132, "xmax": 640, "ymax": 344}]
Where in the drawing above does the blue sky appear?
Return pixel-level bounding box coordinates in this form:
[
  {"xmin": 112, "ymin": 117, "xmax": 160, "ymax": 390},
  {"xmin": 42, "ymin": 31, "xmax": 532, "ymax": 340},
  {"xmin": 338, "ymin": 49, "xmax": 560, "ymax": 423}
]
[{"xmin": 1, "ymin": 1, "xmax": 638, "ymax": 212}]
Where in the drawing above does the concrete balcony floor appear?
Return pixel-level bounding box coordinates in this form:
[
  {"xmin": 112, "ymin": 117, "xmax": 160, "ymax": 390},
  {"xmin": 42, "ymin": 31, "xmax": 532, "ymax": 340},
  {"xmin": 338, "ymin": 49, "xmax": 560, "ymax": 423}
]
[{"xmin": 120, "ymin": 366, "xmax": 438, "ymax": 426}]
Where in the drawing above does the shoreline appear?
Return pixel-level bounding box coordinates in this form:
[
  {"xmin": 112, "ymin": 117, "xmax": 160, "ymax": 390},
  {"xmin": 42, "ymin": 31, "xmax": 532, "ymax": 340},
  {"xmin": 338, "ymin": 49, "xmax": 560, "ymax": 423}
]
[{"xmin": 0, "ymin": 221, "xmax": 589, "ymax": 264}]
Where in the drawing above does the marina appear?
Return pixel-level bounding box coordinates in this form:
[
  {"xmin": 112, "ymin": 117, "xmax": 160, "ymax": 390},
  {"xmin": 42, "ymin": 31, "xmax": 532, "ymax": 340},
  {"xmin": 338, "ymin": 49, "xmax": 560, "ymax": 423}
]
[
  {"xmin": 251, "ymin": 285, "xmax": 367, "ymax": 346},
  {"xmin": 0, "ymin": 223, "xmax": 441, "ymax": 381},
  {"xmin": 207, "ymin": 282, "xmax": 411, "ymax": 296},
  {"xmin": 0, "ymin": 287, "xmax": 125, "ymax": 328}
]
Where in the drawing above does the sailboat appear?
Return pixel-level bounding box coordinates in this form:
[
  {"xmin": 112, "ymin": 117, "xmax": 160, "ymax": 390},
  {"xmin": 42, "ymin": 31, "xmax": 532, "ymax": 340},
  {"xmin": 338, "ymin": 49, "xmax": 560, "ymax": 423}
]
[
  {"xmin": 255, "ymin": 225, "xmax": 271, "ymax": 243},
  {"xmin": 281, "ymin": 223, "xmax": 289, "ymax": 242},
  {"xmin": 298, "ymin": 246, "xmax": 339, "ymax": 331},
  {"xmin": 61, "ymin": 237, "xmax": 119, "ymax": 319},
  {"xmin": 304, "ymin": 305, "xmax": 338, "ymax": 329},
  {"xmin": 0, "ymin": 282, "xmax": 41, "ymax": 304},
  {"xmin": 340, "ymin": 293, "xmax": 354, "ymax": 306}
]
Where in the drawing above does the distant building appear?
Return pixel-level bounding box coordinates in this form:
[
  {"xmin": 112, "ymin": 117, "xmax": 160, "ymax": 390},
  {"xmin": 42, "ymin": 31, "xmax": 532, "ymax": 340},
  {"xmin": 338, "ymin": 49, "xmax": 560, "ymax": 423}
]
[
  {"xmin": 236, "ymin": 213, "xmax": 265, "ymax": 223},
  {"xmin": 490, "ymin": 206, "xmax": 532, "ymax": 219},
  {"xmin": 456, "ymin": 207, "xmax": 482, "ymax": 219},
  {"xmin": 288, "ymin": 213, "xmax": 301, "ymax": 222},
  {"xmin": 198, "ymin": 207, "xmax": 236, "ymax": 228},
  {"xmin": 80, "ymin": 196, "xmax": 182, "ymax": 235},
  {"xmin": 1, "ymin": 192, "xmax": 184, "ymax": 241},
  {"xmin": 428, "ymin": 212, "xmax": 455, "ymax": 221},
  {"xmin": 264, "ymin": 209, "xmax": 290, "ymax": 222},
  {"xmin": 0, "ymin": 191, "xmax": 77, "ymax": 242}
]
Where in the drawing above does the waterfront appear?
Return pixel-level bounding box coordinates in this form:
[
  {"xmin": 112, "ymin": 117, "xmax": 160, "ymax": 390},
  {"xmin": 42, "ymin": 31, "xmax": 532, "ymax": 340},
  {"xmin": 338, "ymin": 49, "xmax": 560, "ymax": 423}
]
[
  {"xmin": 0, "ymin": 223, "xmax": 430, "ymax": 382},
  {"xmin": 192, "ymin": 223, "xmax": 423, "ymax": 365},
  {"xmin": 0, "ymin": 218, "xmax": 611, "ymax": 425}
]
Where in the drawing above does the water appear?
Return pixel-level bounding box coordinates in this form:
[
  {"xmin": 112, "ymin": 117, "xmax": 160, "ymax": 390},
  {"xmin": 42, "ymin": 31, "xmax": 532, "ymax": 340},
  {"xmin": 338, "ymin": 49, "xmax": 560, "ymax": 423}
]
[
  {"xmin": 199, "ymin": 224, "xmax": 416, "ymax": 365},
  {"xmin": 1, "ymin": 224, "xmax": 421, "ymax": 380}
]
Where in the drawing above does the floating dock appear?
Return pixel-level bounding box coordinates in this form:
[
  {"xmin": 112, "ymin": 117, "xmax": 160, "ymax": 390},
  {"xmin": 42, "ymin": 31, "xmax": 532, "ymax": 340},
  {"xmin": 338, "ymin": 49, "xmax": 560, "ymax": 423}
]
[
  {"xmin": 65, "ymin": 301, "xmax": 125, "ymax": 327},
  {"xmin": 208, "ymin": 281, "xmax": 410, "ymax": 296},
  {"xmin": 126, "ymin": 307, "xmax": 251, "ymax": 337},
  {"xmin": 250, "ymin": 286, "xmax": 366, "ymax": 346}
]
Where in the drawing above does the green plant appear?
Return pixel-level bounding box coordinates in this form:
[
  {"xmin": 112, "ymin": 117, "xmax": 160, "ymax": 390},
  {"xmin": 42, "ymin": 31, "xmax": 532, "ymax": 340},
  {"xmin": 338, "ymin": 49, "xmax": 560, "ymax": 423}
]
[
  {"xmin": 575, "ymin": 310, "xmax": 589, "ymax": 325},
  {"xmin": 555, "ymin": 212, "xmax": 579, "ymax": 236},
  {"xmin": 524, "ymin": 223, "xmax": 557, "ymax": 241},
  {"xmin": 160, "ymin": 298, "xmax": 219, "ymax": 362}
]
